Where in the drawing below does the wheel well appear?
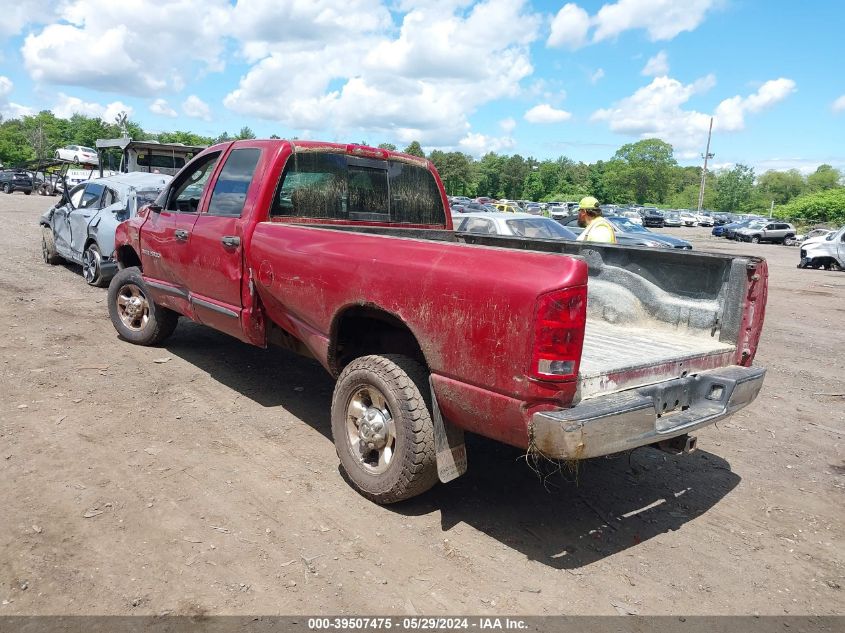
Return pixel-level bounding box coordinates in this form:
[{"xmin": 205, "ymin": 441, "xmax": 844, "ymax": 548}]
[
  {"xmin": 116, "ymin": 245, "xmax": 141, "ymax": 270},
  {"xmin": 329, "ymin": 306, "xmax": 427, "ymax": 377},
  {"xmin": 83, "ymin": 237, "xmax": 97, "ymax": 252}
]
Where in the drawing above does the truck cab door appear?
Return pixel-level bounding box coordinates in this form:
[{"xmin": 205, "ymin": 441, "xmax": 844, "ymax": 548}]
[
  {"xmin": 185, "ymin": 146, "xmax": 265, "ymax": 341},
  {"xmin": 140, "ymin": 150, "xmax": 222, "ymax": 314},
  {"xmin": 838, "ymin": 229, "xmax": 845, "ymax": 265},
  {"xmin": 52, "ymin": 184, "xmax": 86, "ymax": 257},
  {"xmin": 68, "ymin": 182, "xmax": 105, "ymax": 257}
]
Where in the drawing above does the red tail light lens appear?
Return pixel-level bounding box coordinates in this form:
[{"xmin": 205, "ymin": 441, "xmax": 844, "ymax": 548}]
[{"xmin": 531, "ymin": 286, "xmax": 587, "ymax": 381}]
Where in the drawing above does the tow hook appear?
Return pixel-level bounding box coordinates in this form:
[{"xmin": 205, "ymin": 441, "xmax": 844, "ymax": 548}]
[{"xmin": 655, "ymin": 434, "xmax": 698, "ymax": 455}]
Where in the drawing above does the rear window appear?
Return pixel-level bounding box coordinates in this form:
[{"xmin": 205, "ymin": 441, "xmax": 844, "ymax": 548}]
[
  {"xmin": 271, "ymin": 152, "xmax": 445, "ymax": 225},
  {"xmin": 137, "ymin": 153, "xmax": 187, "ymax": 169}
]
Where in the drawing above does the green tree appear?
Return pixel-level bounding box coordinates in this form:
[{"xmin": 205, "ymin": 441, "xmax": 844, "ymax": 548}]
[
  {"xmin": 377, "ymin": 143, "xmax": 397, "ymax": 151},
  {"xmin": 500, "ymin": 154, "xmax": 528, "ymax": 199},
  {"xmin": 236, "ymin": 126, "xmax": 256, "ymax": 140},
  {"xmin": 714, "ymin": 164, "xmax": 755, "ymax": 212},
  {"xmin": 776, "ymin": 188, "xmax": 845, "ymax": 224},
  {"xmin": 757, "ymin": 169, "xmax": 805, "ymax": 205},
  {"xmin": 429, "ymin": 150, "xmax": 473, "ymax": 195},
  {"xmin": 403, "ymin": 141, "xmax": 425, "ymax": 157},
  {"xmin": 611, "ymin": 138, "xmax": 677, "ymax": 203},
  {"xmin": 475, "ymin": 152, "xmax": 505, "ymax": 198},
  {"xmin": 806, "ymin": 164, "xmax": 842, "ymax": 192}
]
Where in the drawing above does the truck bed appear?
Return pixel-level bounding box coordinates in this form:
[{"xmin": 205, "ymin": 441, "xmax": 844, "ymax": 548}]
[
  {"xmin": 579, "ymin": 320, "xmax": 736, "ymax": 399},
  {"xmin": 286, "ymin": 224, "xmax": 761, "ymax": 401}
]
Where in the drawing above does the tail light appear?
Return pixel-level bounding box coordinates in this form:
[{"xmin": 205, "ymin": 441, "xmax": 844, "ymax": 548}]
[
  {"xmin": 346, "ymin": 144, "xmax": 390, "ymax": 160},
  {"xmin": 531, "ymin": 286, "xmax": 587, "ymax": 381}
]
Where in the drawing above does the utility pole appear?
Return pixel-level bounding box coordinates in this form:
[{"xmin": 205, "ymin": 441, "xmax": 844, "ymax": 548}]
[
  {"xmin": 769, "ymin": 200, "xmax": 774, "ymax": 218},
  {"xmin": 697, "ymin": 116, "xmax": 714, "ymax": 213}
]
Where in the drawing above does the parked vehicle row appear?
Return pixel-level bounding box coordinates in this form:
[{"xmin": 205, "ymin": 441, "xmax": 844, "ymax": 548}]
[
  {"xmin": 712, "ymin": 218, "xmax": 796, "ymax": 245},
  {"xmin": 36, "ymin": 140, "xmax": 769, "ymax": 505},
  {"xmin": 797, "ymin": 226, "xmax": 845, "ymax": 271},
  {"xmin": 0, "ymin": 169, "xmax": 33, "ymax": 195}
]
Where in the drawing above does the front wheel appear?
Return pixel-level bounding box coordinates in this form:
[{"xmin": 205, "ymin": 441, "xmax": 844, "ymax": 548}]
[
  {"xmin": 331, "ymin": 354, "xmax": 438, "ymax": 504},
  {"xmin": 2, "ymin": 183, "xmax": 10, "ymax": 194},
  {"xmin": 107, "ymin": 267, "xmax": 178, "ymax": 345},
  {"xmin": 751, "ymin": 235, "xmax": 760, "ymax": 244},
  {"xmin": 41, "ymin": 227, "xmax": 62, "ymax": 265},
  {"xmin": 82, "ymin": 243, "xmax": 107, "ymax": 287}
]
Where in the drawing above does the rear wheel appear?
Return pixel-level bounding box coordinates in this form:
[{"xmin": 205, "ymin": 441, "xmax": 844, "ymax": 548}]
[
  {"xmin": 107, "ymin": 267, "xmax": 178, "ymax": 345},
  {"xmin": 783, "ymin": 236, "xmax": 795, "ymax": 246},
  {"xmin": 82, "ymin": 243, "xmax": 107, "ymax": 287},
  {"xmin": 331, "ymin": 354, "xmax": 438, "ymax": 504}
]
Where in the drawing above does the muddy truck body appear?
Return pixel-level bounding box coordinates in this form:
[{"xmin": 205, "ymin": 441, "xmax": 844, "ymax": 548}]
[{"xmin": 108, "ymin": 140, "xmax": 768, "ymax": 503}]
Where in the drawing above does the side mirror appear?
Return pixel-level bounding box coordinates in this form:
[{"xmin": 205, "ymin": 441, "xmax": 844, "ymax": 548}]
[{"xmin": 149, "ymin": 204, "xmax": 162, "ymax": 214}]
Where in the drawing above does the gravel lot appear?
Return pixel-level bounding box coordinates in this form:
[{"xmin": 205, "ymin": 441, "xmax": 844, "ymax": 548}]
[{"xmin": 1, "ymin": 192, "xmax": 842, "ymax": 615}]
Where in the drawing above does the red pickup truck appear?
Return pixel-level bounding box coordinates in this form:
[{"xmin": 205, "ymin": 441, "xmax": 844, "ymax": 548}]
[{"xmin": 108, "ymin": 140, "xmax": 767, "ymax": 504}]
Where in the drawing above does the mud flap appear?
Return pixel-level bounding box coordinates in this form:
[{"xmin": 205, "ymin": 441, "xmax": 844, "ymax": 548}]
[{"xmin": 429, "ymin": 378, "xmax": 467, "ymax": 483}]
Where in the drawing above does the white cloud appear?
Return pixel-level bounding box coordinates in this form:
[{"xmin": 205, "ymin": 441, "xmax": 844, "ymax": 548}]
[
  {"xmin": 52, "ymin": 92, "xmax": 133, "ymax": 122},
  {"xmin": 714, "ymin": 78, "xmax": 796, "ymax": 132},
  {"xmin": 499, "ymin": 117, "xmax": 517, "ymax": 133},
  {"xmin": 458, "ymin": 132, "xmax": 516, "ymax": 157},
  {"xmin": 150, "ymin": 99, "xmax": 178, "ymax": 118},
  {"xmin": 21, "ymin": 0, "xmax": 231, "ymax": 95},
  {"xmin": 524, "ymin": 104, "xmax": 572, "ymax": 124},
  {"xmin": 0, "ymin": 76, "xmax": 34, "ymax": 119},
  {"xmin": 224, "ymin": 0, "xmax": 543, "ymax": 147},
  {"xmin": 182, "ymin": 95, "xmax": 211, "ymax": 121},
  {"xmin": 0, "ymin": 0, "xmax": 57, "ymax": 40},
  {"xmin": 830, "ymin": 94, "xmax": 845, "ymax": 113},
  {"xmin": 547, "ymin": 3, "xmax": 590, "ymax": 49},
  {"xmin": 641, "ymin": 50, "xmax": 668, "ymax": 76},
  {"xmin": 593, "ymin": 0, "xmax": 718, "ymax": 43},
  {"xmin": 591, "ymin": 74, "xmax": 796, "ymax": 157},
  {"xmin": 590, "ymin": 68, "xmax": 605, "ymax": 84}
]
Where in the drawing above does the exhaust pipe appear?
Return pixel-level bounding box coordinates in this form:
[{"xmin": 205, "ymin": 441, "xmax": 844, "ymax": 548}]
[{"xmin": 656, "ymin": 434, "xmax": 697, "ymax": 455}]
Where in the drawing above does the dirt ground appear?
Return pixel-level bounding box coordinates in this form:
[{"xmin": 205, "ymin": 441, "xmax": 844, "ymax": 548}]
[{"xmin": 0, "ymin": 192, "xmax": 842, "ymax": 616}]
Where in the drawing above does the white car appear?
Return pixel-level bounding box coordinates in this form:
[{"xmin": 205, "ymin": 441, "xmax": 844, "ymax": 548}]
[
  {"xmin": 679, "ymin": 211, "xmax": 698, "ymax": 226},
  {"xmin": 55, "ymin": 145, "xmax": 98, "ymax": 164},
  {"xmin": 798, "ymin": 226, "xmax": 844, "ymax": 270},
  {"xmin": 621, "ymin": 210, "xmax": 643, "ymax": 225},
  {"xmin": 696, "ymin": 214, "xmax": 714, "ymax": 226},
  {"xmin": 454, "ymin": 211, "xmax": 578, "ymax": 240}
]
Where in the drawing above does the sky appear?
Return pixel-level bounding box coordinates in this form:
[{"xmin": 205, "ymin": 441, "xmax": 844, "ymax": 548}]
[{"xmin": 0, "ymin": 0, "xmax": 843, "ymax": 174}]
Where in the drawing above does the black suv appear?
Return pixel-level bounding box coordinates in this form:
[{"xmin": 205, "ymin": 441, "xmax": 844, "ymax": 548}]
[
  {"xmin": 642, "ymin": 207, "xmax": 665, "ymax": 228},
  {"xmin": 0, "ymin": 170, "xmax": 33, "ymax": 195}
]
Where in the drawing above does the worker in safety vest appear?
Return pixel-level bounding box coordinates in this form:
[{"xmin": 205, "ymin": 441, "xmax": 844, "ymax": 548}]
[{"xmin": 575, "ymin": 196, "xmax": 617, "ymax": 243}]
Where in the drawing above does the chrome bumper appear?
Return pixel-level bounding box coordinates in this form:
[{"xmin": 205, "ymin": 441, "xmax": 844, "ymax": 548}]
[{"xmin": 530, "ymin": 365, "xmax": 765, "ymax": 459}]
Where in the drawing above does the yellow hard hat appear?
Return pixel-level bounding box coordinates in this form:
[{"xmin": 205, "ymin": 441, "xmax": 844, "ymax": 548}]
[{"xmin": 579, "ymin": 196, "xmax": 599, "ymax": 210}]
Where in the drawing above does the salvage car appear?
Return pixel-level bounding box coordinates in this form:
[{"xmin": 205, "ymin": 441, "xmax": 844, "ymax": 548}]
[
  {"xmin": 798, "ymin": 226, "xmax": 844, "ymax": 270},
  {"xmin": 106, "ymin": 140, "xmax": 767, "ymax": 504},
  {"xmin": 557, "ymin": 215, "xmax": 692, "ymax": 249},
  {"xmin": 0, "ymin": 169, "xmax": 33, "ymax": 194},
  {"xmin": 735, "ymin": 220, "xmax": 795, "ymax": 244},
  {"xmin": 55, "ymin": 145, "xmax": 98, "ymax": 164},
  {"xmin": 40, "ymin": 172, "xmax": 171, "ymax": 286},
  {"xmin": 454, "ymin": 212, "xmax": 578, "ymax": 240}
]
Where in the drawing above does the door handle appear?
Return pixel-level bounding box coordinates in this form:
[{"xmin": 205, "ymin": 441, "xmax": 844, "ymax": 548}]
[
  {"xmin": 221, "ymin": 236, "xmax": 240, "ymax": 248},
  {"xmin": 174, "ymin": 229, "xmax": 189, "ymax": 241}
]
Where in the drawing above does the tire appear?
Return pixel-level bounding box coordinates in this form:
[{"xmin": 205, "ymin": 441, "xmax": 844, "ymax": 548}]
[
  {"xmin": 783, "ymin": 236, "xmax": 795, "ymax": 246},
  {"xmin": 82, "ymin": 243, "xmax": 107, "ymax": 287},
  {"xmin": 750, "ymin": 235, "xmax": 760, "ymax": 244},
  {"xmin": 107, "ymin": 267, "xmax": 178, "ymax": 345},
  {"xmin": 41, "ymin": 227, "xmax": 62, "ymax": 265},
  {"xmin": 2, "ymin": 183, "xmax": 10, "ymax": 194},
  {"xmin": 331, "ymin": 354, "xmax": 438, "ymax": 504},
  {"xmin": 24, "ymin": 190, "xmax": 30, "ymax": 195},
  {"xmin": 74, "ymin": 155, "xmax": 79, "ymax": 163}
]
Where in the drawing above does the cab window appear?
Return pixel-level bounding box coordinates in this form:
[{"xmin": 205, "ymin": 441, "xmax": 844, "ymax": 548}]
[
  {"xmin": 78, "ymin": 183, "xmax": 105, "ymax": 210},
  {"xmin": 166, "ymin": 151, "xmax": 221, "ymax": 213},
  {"xmin": 207, "ymin": 148, "xmax": 262, "ymax": 217}
]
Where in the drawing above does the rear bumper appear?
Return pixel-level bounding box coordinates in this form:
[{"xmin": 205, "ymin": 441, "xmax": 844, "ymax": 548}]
[{"xmin": 530, "ymin": 365, "xmax": 765, "ymax": 459}]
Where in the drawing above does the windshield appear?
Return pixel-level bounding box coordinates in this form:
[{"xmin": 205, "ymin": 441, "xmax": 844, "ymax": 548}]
[
  {"xmin": 506, "ymin": 218, "xmax": 577, "ymax": 240},
  {"xmin": 747, "ymin": 221, "xmax": 766, "ymax": 229},
  {"xmin": 609, "ymin": 217, "xmax": 648, "ymax": 233}
]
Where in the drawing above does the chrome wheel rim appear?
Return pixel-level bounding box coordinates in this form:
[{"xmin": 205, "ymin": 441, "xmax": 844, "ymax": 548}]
[
  {"xmin": 82, "ymin": 248, "xmax": 100, "ymax": 283},
  {"xmin": 345, "ymin": 385, "xmax": 396, "ymax": 474},
  {"xmin": 116, "ymin": 283, "xmax": 150, "ymax": 331}
]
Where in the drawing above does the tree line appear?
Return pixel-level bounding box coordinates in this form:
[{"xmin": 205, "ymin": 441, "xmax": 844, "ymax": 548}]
[{"xmin": 1, "ymin": 110, "xmax": 842, "ymax": 224}]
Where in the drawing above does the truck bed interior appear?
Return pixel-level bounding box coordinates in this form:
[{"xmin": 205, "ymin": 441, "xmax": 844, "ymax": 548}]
[{"xmin": 302, "ymin": 224, "xmax": 755, "ymax": 400}]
